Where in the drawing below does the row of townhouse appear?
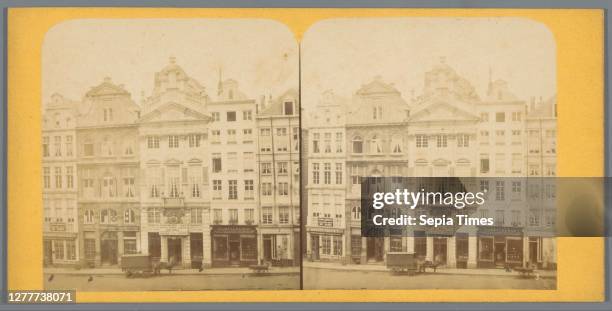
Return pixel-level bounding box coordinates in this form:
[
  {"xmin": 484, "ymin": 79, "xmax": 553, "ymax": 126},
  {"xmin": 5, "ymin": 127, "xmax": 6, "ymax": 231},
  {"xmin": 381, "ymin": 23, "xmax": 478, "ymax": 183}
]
[
  {"xmin": 42, "ymin": 57, "xmax": 300, "ymax": 269},
  {"xmin": 304, "ymin": 59, "xmax": 557, "ymax": 270}
]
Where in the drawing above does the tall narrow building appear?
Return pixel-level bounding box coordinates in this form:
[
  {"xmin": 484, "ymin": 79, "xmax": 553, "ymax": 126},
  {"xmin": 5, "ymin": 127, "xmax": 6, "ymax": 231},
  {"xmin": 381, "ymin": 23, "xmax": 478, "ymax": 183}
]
[
  {"xmin": 256, "ymin": 89, "xmax": 301, "ymax": 266},
  {"xmin": 42, "ymin": 94, "xmax": 79, "ymax": 267},
  {"xmin": 138, "ymin": 58, "xmax": 212, "ymax": 269}
]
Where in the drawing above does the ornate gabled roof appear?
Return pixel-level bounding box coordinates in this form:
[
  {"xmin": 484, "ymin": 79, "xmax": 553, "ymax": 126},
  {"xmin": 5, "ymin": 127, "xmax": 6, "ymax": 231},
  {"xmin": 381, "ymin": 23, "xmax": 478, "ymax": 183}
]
[
  {"xmin": 85, "ymin": 77, "xmax": 131, "ymax": 98},
  {"xmin": 528, "ymin": 94, "xmax": 556, "ymax": 118},
  {"xmin": 420, "ymin": 58, "xmax": 480, "ymax": 103},
  {"xmin": 485, "ymin": 79, "xmax": 519, "ymax": 102},
  {"xmin": 355, "ymin": 76, "xmax": 401, "ymax": 96},
  {"xmin": 151, "ymin": 57, "xmax": 207, "ymax": 98},
  {"xmin": 139, "ymin": 101, "xmax": 209, "ymax": 123}
]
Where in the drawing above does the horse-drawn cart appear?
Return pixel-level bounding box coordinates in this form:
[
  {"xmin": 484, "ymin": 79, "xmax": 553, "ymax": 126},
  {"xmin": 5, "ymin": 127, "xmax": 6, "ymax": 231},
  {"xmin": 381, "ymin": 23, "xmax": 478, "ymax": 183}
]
[
  {"xmin": 386, "ymin": 252, "xmax": 418, "ymax": 275},
  {"xmin": 120, "ymin": 254, "xmax": 154, "ymax": 278}
]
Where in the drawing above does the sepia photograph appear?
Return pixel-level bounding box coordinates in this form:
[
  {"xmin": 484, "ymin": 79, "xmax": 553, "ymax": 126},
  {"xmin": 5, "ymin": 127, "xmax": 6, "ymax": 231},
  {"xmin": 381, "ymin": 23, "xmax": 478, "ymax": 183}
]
[
  {"xmin": 41, "ymin": 19, "xmax": 300, "ymax": 291},
  {"xmin": 300, "ymin": 17, "xmax": 558, "ymax": 290}
]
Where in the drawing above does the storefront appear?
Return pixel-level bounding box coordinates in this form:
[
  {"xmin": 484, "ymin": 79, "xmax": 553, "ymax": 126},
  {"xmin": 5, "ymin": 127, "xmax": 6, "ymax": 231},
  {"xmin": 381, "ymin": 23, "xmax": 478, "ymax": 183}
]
[
  {"xmin": 211, "ymin": 225, "xmax": 257, "ymax": 267},
  {"xmin": 43, "ymin": 235, "xmax": 78, "ymax": 267},
  {"xmin": 477, "ymin": 226, "xmax": 523, "ymax": 268},
  {"xmin": 307, "ymin": 227, "xmax": 345, "ymax": 262}
]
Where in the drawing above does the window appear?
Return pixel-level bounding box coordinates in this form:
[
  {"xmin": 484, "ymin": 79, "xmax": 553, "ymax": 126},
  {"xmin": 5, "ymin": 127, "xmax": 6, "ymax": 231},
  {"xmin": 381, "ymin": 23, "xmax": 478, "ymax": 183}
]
[
  {"xmin": 416, "ymin": 135, "xmax": 428, "ymax": 148},
  {"xmin": 324, "ymin": 133, "xmax": 332, "ymax": 153},
  {"xmin": 84, "ymin": 210, "xmax": 95, "ymax": 224},
  {"xmin": 496, "ymin": 112, "xmax": 505, "ymax": 122},
  {"xmin": 391, "ymin": 135, "xmax": 402, "ymax": 153},
  {"xmin": 262, "ymin": 207, "xmax": 273, "ymax": 224},
  {"xmin": 43, "ymin": 167, "xmax": 50, "ymax": 189},
  {"xmin": 245, "ymin": 209, "xmax": 254, "ymax": 224},
  {"xmin": 243, "ymin": 129, "xmax": 253, "ymax": 142},
  {"xmin": 369, "ymin": 135, "xmax": 382, "ymax": 153},
  {"xmin": 213, "ymin": 180, "xmax": 222, "ymax": 199},
  {"xmin": 188, "ymin": 134, "xmax": 201, "ymax": 147},
  {"xmin": 512, "ymin": 181, "xmax": 522, "ymax": 198},
  {"xmin": 335, "ymin": 163, "xmax": 343, "ymax": 184},
  {"xmin": 278, "ymin": 182, "xmax": 289, "ymax": 196},
  {"xmin": 228, "ymin": 180, "xmax": 238, "ymax": 200},
  {"xmin": 243, "ymin": 110, "xmax": 252, "ymax": 120},
  {"xmin": 124, "ymin": 209, "xmax": 136, "ymax": 224},
  {"xmin": 43, "ymin": 136, "xmax": 50, "ymax": 157},
  {"xmin": 244, "ymin": 180, "xmax": 254, "ymax": 199},
  {"xmin": 324, "ymin": 163, "xmax": 331, "ymax": 184},
  {"xmin": 211, "ymin": 112, "xmax": 220, "ymax": 121},
  {"xmin": 145, "ymin": 136, "xmax": 158, "ymax": 149},
  {"xmin": 313, "ymin": 133, "xmax": 320, "ymax": 153},
  {"xmin": 123, "ymin": 232, "xmax": 137, "ymax": 255},
  {"xmin": 279, "ymin": 207, "xmax": 289, "ymax": 224},
  {"xmin": 260, "ymin": 128, "xmax": 271, "ymax": 136},
  {"xmin": 103, "ymin": 108, "xmax": 113, "ymax": 122},
  {"xmin": 261, "ymin": 163, "xmax": 272, "ymax": 175},
  {"xmin": 495, "ymin": 210, "xmax": 505, "ymax": 226},
  {"xmin": 65, "ymin": 136, "xmax": 73, "ymax": 156},
  {"xmin": 512, "ymin": 111, "xmax": 522, "ymax": 121},
  {"xmin": 277, "ymin": 128, "xmax": 287, "ymax": 136},
  {"xmin": 284, "ymin": 101, "xmax": 294, "ymax": 115},
  {"xmin": 352, "ymin": 206, "xmax": 361, "ymax": 219},
  {"xmin": 226, "ymin": 111, "xmax": 236, "ymax": 122},
  {"xmin": 124, "ymin": 177, "xmax": 135, "ymax": 197},
  {"xmin": 212, "ymin": 156, "xmax": 222, "ymax": 173},
  {"xmin": 227, "ymin": 129, "xmax": 236, "ymax": 143},
  {"xmin": 168, "ymin": 135, "xmax": 179, "ymax": 148},
  {"xmin": 167, "ymin": 167, "xmax": 180, "ymax": 198},
  {"xmin": 243, "ymin": 152, "xmax": 254, "ymax": 172},
  {"xmin": 321, "ymin": 236, "xmax": 332, "ymax": 255},
  {"xmin": 100, "ymin": 209, "xmax": 117, "ymax": 224},
  {"xmin": 147, "ymin": 208, "xmax": 161, "ymax": 224},
  {"xmin": 352, "ymin": 136, "xmax": 363, "ymax": 153},
  {"xmin": 213, "ymin": 209, "xmax": 222, "ymax": 224},
  {"xmin": 312, "ymin": 163, "xmax": 320, "ymax": 184},
  {"xmin": 480, "ymin": 112, "xmax": 489, "ymax": 122},
  {"xmin": 54, "ymin": 136, "xmax": 62, "ymax": 156},
  {"xmin": 335, "ymin": 132, "xmax": 343, "ymax": 153},
  {"xmin": 495, "ymin": 181, "xmax": 505, "ymax": 201},
  {"xmin": 229, "ymin": 209, "xmax": 238, "ymax": 224},
  {"xmin": 53, "ymin": 240, "xmax": 65, "ymax": 260},
  {"xmin": 457, "ymin": 134, "xmax": 469, "ymax": 147},
  {"xmin": 480, "ymin": 157, "xmax": 490, "ymax": 174},
  {"xmin": 278, "ymin": 162, "xmax": 288, "ymax": 174},
  {"xmin": 211, "ymin": 130, "xmax": 221, "ymax": 143},
  {"xmin": 54, "ymin": 167, "xmax": 62, "ymax": 188},
  {"xmin": 262, "ymin": 183, "xmax": 272, "ymax": 196},
  {"xmin": 436, "ymin": 135, "xmax": 447, "ymax": 148},
  {"xmin": 372, "ymin": 106, "xmax": 382, "ymax": 120}
]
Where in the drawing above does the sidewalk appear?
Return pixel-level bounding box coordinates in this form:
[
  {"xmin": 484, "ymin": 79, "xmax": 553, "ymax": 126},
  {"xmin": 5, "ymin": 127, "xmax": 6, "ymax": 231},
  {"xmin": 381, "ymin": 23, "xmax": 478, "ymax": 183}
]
[
  {"xmin": 44, "ymin": 266, "xmax": 300, "ymax": 276},
  {"xmin": 303, "ymin": 261, "xmax": 557, "ymax": 279}
]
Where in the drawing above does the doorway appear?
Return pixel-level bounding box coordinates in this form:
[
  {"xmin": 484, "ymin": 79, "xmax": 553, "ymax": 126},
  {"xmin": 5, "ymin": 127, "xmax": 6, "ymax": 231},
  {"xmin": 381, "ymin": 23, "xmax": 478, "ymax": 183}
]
[
  {"xmin": 263, "ymin": 235, "xmax": 273, "ymax": 262},
  {"xmin": 100, "ymin": 239, "xmax": 118, "ymax": 265},
  {"xmin": 494, "ymin": 241, "xmax": 506, "ymax": 266},
  {"xmin": 167, "ymin": 237, "xmax": 182, "ymax": 266},
  {"xmin": 43, "ymin": 240, "xmax": 53, "ymax": 266},
  {"xmin": 229, "ymin": 240, "xmax": 241, "ymax": 266},
  {"xmin": 190, "ymin": 233, "xmax": 203, "ymax": 269},
  {"xmin": 311, "ymin": 235, "xmax": 319, "ymax": 260},
  {"xmin": 433, "ymin": 237, "xmax": 448, "ymax": 265},
  {"xmin": 366, "ymin": 237, "xmax": 383, "ymax": 262}
]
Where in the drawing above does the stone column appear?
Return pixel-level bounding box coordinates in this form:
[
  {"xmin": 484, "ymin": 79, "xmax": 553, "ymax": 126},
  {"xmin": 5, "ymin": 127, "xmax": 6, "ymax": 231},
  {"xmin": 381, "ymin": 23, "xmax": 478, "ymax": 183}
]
[
  {"xmin": 160, "ymin": 236, "xmax": 168, "ymax": 263},
  {"xmin": 468, "ymin": 236, "xmax": 477, "ymax": 268},
  {"xmin": 406, "ymin": 236, "xmax": 415, "ymax": 253},
  {"xmin": 117, "ymin": 231, "xmax": 124, "ymax": 265},
  {"xmin": 522, "ymin": 236, "xmax": 529, "ymax": 267},
  {"xmin": 183, "ymin": 236, "xmax": 191, "ymax": 268},
  {"xmin": 426, "ymin": 237, "xmax": 434, "ymax": 261},
  {"xmin": 202, "ymin": 231, "xmax": 211, "ymax": 267},
  {"xmin": 447, "ymin": 236, "xmax": 456, "ymax": 268},
  {"xmin": 361, "ymin": 237, "xmax": 367, "ymax": 264}
]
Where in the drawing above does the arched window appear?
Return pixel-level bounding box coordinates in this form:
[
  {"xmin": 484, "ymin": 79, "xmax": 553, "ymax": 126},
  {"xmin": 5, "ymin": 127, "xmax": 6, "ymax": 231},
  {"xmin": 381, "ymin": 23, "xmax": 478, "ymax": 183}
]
[
  {"xmin": 368, "ymin": 135, "xmax": 382, "ymax": 154},
  {"xmin": 124, "ymin": 209, "xmax": 136, "ymax": 224},
  {"xmin": 352, "ymin": 136, "xmax": 363, "ymax": 154},
  {"xmin": 84, "ymin": 210, "xmax": 95, "ymax": 224}
]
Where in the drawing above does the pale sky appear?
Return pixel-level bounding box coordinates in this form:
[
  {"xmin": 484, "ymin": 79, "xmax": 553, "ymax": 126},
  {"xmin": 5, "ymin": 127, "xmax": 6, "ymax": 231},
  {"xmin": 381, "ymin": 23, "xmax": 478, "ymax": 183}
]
[
  {"xmin": 302, "ymin": 18, "xmax": 556, "ymax": 108},
  {"xmin": 43, "ymin": 19, "xmax": 299, "ymax": 107}
]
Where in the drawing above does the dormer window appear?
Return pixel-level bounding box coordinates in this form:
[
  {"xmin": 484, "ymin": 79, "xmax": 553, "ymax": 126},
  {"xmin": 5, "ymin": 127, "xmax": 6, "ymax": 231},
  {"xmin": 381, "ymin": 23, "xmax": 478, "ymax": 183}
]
[
  {"xmin": 284, "ymin": 101, "xmax": 294, "ymax": 115},
  {"xmin": 103, "ymin": 108, "xmax": 113, "ymax": 122}
]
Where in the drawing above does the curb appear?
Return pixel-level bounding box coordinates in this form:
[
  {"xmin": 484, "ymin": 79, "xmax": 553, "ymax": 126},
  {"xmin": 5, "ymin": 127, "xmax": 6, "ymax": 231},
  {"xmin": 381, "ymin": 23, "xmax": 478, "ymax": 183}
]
[{"xmin": 44, "ymin": 272, "xmax": 300, "ymax": 277}]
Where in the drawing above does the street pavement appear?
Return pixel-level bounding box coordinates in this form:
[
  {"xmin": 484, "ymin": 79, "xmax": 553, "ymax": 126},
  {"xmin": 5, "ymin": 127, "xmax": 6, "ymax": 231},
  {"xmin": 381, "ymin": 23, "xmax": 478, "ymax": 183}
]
[
  {"xmin": 45, "ymin": 272, "xmax": 300, "ymax": 291},
  {"xmin": 303, "ymin": 266, "xmax": 556, "ymax": 290}
]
